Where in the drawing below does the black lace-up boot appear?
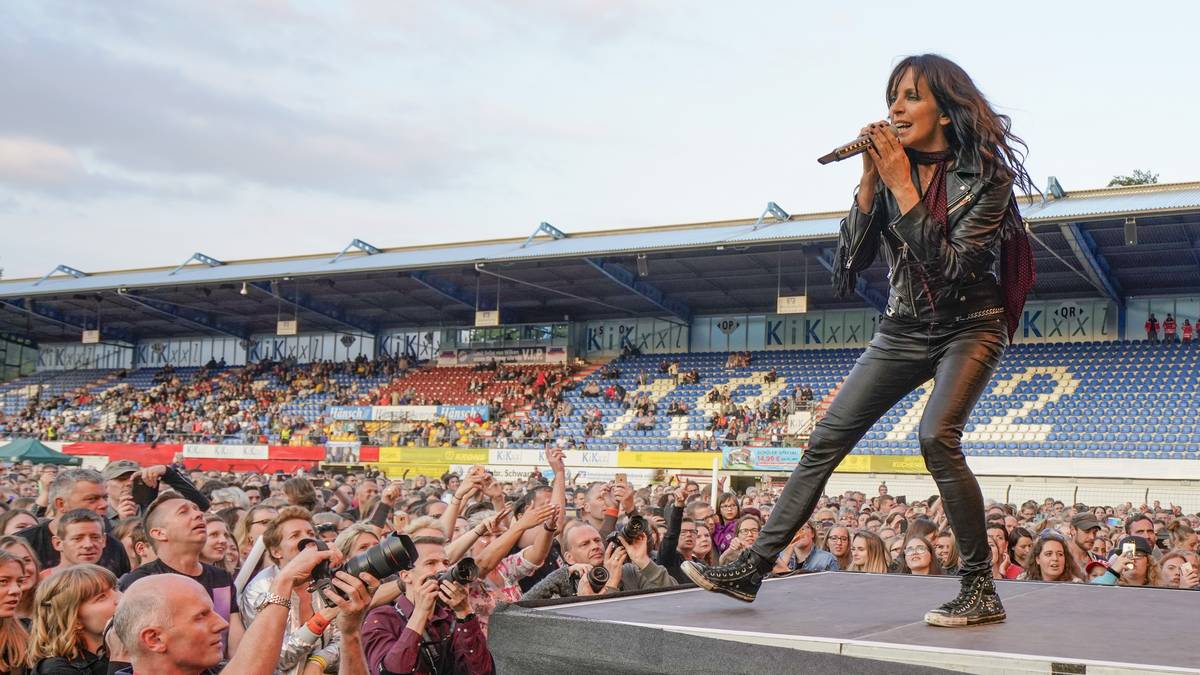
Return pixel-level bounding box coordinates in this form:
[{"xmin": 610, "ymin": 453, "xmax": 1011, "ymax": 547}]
[
  {"xmin": 924, "ymin": 571, "xmax": 1006, "ymax": 627},
  {"xmin": 681, "ymin": 550, "xmax": 772, "ymax": 602}
]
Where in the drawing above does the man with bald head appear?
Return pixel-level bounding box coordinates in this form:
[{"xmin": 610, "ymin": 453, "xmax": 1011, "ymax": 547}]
[
  {"xmin": 521, "ymin": 520, "xmax": 675, "ymax": 600},
  {"xmin": 113, "ymin": 545, "xmax": 373, "ymax": 675}
]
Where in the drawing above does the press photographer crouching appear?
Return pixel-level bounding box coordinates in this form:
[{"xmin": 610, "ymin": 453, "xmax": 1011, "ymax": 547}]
[
  {"xmin": 521, "ymin": 516, "xmax": 676, "ymax": 600},
  {"xmin": 362, "ymin": 535, "xmax": 495, "ymax": 675}
]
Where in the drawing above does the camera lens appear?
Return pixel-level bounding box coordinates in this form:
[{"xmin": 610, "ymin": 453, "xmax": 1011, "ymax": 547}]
[
  {"xmin": 342, "ymin": 533, "xmax": 420, "ymax": 580},
  {"xmin": 586, "ymin": 565, "xmax": 609, "ymax": 593},
  {"xmin": 435, "ymin": 557, "xmax": 479, "ymax": 585}
]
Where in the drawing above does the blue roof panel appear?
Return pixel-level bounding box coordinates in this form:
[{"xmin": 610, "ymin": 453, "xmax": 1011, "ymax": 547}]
[{"xmin": 4, "ymin": 181, "xmax": 1198, "ymax": 299}]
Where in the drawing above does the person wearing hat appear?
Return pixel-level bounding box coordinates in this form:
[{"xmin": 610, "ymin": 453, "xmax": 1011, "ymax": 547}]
[
  {"xmin": 1089, "ymin": 536, "xmax": 1160, "ymax": 587},
  {"xmin": 103, "ymin": 460, "xmax": 210, "ymax": 521},
  {"xmin": 1067, "ymin": 512, "xmax": 1105, "ymax": 573}
]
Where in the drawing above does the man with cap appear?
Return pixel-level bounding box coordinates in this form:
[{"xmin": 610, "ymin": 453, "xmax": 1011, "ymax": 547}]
[
  {"xmin": 104, "ymin": 459, "xmax": 210, "ymax": 520},
  {"xmin": 1067, "ymin": 512, "xmax": 1105, "ymax": 573}
]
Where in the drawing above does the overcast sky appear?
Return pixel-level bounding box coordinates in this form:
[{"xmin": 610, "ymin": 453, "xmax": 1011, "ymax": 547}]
[{"xmin": 2, "ymin": 1, "xmax": 1196, "ymax": 280}]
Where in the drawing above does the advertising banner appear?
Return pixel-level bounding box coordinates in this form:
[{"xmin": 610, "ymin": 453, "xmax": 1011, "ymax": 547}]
[
  {"xmin": 376, "ymin": 447, "xmax": 490, "ymax": 465},
  {"xmin": 487, "ymin": 448, "xmax": 619, "ymax": 468},
  {"xmin": 182, "ymin": 444, "xmax": 269, "ymax": 460},
  {"xmin": 720, "ymin": 448, "xmax": 929, "ymax": 474},
  {"xmin": 616, "ymin": 451, "xmax": 722, "ymax": 470},
  {"xmin": 329, "ymin": 405, "xmax": 489, "ymax": 422},
  {"xmin": 721, "ymin": 447, "xmax": 804, "ymax": 471},
  {"xmin": 453, "ymin": 464, "xmax": 656, "ymax": 484}
]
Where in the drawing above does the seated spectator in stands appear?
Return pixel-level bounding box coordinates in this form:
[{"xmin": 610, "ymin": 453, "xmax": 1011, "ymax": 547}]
[
  {"xmin": 775, "ymin": 521, "xmax": 838, "ymax": 573},
  {"xmin": 0, "ymin": 550, "xmax": 29, "ymax": 674},
  {"xmin": 18, "ymin": 469, "xmax": 131, "ymax": 577},
  {"xmin": 1018, "ymin": 531, "xmax": 1083, "ymax": 582},
  {"xmin": 28, "ymin": 564, "xmax": 120, "ymax": 674},
  {"xmin": 680, "ymin": 369, "xmax": 699, "ymax": 384},
  {"xmin": 121, "ymin": 492, "xmax": 244, "ymax": 657},
  {"xmin": 1160, "ymin": 550, "xmax": 1200, "ymax": 589},
  {"xmin": 1183, "ymin": 319, "xmax": 1194, "ymax": 343},
  {"xmin": 679, "ymin": 434, "xmax": 693, "ymax": 451},
  {"xmin": 1164, "ymin": 313, "xmax": 1177, "ymax": 342},
  {"xmin": 581, "ymin": 381, "xmax": 601, "ymax": 398},
  {"xmin": 1146, "ymin": 313, "xmax": 1159, "ymax": 341},
  {"xmin": 657, "ymin": 360, "xmax": 671, "ymax": 374},
  {"xmin": 521, "ymin": 521, "xmax": 676, "ymax": 600},
  {"xmin": 800, "ymin": 384, "xmax": 814, "ymax": 401},
  {"xmin": 363, "ymin": 535, "xmax": 493, "ymax": 674},
  {"xmin": 635, "ymin": 414, "xmax": 655, "ymax": 431},
  {"xmin": 763, "ymin": 368, "xmax": 777, "ymax": 384},
  {"xmin": 846, "ymin": 531, "xmax": 889, "ymax": 574},
  {"xmin": 46, "ymin": 509, "xmax": 107, "ymax": 576}
]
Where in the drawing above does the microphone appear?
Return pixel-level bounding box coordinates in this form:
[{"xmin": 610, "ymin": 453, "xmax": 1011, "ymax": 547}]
[{"xmin": 817, "ymin": 124, "xmax": 899, "ymax": 165}]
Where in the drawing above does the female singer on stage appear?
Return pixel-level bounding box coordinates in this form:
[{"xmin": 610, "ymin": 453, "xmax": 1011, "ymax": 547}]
[{"xmin": 684, "ymin": 53, "xmax": 1036, "ymax": 627}]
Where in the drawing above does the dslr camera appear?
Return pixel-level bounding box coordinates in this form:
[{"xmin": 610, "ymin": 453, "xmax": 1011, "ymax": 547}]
[
  {"xmin": 435, "ymin": 557, "xmax": 479, "ymax": 586},
  {"xmin": 300, "ymin": 533, "xmax": 419, "ymax": 599},
  {"xmin": 569, "ymin": 565, "xmax": 610, "ymax": 593},
  {"xmin": 605, "ymin": 513, "xmax": 649, "ymax": 549}
]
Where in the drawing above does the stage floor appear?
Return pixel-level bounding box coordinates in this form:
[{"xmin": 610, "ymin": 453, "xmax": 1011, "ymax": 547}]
[{"xmin": 520, "ymin": 572, "xmax": 1198, "ymax": 675}]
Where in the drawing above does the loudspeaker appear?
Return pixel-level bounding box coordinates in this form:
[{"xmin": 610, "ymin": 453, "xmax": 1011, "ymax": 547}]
[
  {"xmin": 1124, "ymin": 219, "xmax": 1138, "ymax": 246},
  {"xmin": 636, "ymin": 254, "xmax": 649, "ymax": 277}
]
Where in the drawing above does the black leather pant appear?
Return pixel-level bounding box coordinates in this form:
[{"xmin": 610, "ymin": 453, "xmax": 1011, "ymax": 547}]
[{"xmin": 751, "ymin": 315, "xmax": 1008, "ymax": 577}]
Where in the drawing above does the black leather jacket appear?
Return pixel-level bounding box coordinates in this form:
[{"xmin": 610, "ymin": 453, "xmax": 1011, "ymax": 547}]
[{"xmin": 835, "ymin": 148, "xmax": 1013, "ymax": 324}]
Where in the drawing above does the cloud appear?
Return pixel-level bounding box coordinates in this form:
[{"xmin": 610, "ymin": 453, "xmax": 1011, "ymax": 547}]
[{"xmin": 0, "ymin": 12, "xmax": 489, "ymax": 200}]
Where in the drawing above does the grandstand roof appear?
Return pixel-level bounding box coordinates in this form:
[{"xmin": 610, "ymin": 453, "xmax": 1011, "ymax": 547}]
[{"xmin": 4, "ymin": 180, "xmax": 1200, "ymax": 342}]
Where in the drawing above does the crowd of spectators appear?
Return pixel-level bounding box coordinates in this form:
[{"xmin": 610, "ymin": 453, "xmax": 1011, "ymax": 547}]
[
  {"xmin": 0, "ymin": 359, "xmax": 588, "ymax": 452},
  {"xmin": 0, "ymin": 456, "xmax": 1193, "ymax": 673}
]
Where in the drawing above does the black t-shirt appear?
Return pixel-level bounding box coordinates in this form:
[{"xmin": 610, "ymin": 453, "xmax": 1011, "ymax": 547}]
[
  {"xmin": 118, "ymin": 559, "xmax": 239, "ymax": 624},
  {"xmin": 16, "ymin": 521, "xmax": 131, "ymax": 578},
  {"xmin": 516, "ymin": 539, "xmax": 565, "ymax": 593}
]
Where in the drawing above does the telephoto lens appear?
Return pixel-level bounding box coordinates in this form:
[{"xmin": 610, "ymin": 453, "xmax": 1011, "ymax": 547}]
[
  {"xmin": 435, "ymin": 557, "xmax": 479, "ymax": 585},
  {"xmin": 300, "ymin": 533, "xmax": 419, "ymax": 599},
  {"xmin": 623, "ymin": 514, "xmax": 648, "ymax": 540}
]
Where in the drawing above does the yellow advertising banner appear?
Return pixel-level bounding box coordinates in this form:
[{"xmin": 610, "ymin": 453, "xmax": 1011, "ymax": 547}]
[
  {"xmin": 373, "ymin": 464, "xmax": 451, "ymax": 479},
  {"xmin": 376, "ymin": 447, "xmax": 490, "ymax": 465},
  {"xmin": 617, "ymin": 451, "xmax": 723, "ymax": 470}
]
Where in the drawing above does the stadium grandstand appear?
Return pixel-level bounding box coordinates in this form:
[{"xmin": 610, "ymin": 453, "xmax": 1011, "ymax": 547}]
[{"xmin": 3, "ymin": 178, "xmax": 1200, "ymax": 506}]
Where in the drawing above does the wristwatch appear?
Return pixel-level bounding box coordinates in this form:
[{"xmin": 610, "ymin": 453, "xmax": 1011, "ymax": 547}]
[{"xmin": 255, "ymin": 592, "xmax": 292, "ymax": 612}]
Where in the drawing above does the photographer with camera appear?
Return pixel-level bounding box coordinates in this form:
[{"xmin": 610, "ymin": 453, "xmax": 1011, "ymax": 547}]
[
  {"xmin": 113, "ymin": 543, "xmax": 376, "ymax": 675},
  {"xmin": 240, "ymin": 506, "xmax": 350, "ymax": 673},
  {"xmin": 362, "ymin": 535, "xmax": 494, "ymax": 675},
  {"xmin": 521, "ymin": 518, "xmax": 676, "ymax": 600}
]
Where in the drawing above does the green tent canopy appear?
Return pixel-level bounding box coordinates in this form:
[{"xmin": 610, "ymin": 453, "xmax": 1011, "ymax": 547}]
[{"xmin": 0, "ymin": 438, "xmax": 82, "ymax": 465}]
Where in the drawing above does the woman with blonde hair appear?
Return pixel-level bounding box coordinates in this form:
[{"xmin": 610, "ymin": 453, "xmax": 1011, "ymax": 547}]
[
  {"xmin": 0, "ymin": 537, "xmax": 39, "ymax": 628},
  {"xmin": 846, "ymin": 530, "xmax": 889, "ymax": 575},
  {"xmin": 0, "ymin": 549, "xmax": 28, "ymax": 674},
  {"xmin": 27, "ymin": 565, "xmax": 119, "ymax": 674}
]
